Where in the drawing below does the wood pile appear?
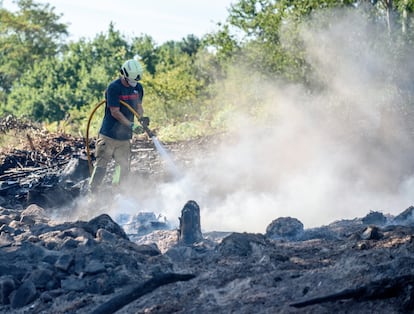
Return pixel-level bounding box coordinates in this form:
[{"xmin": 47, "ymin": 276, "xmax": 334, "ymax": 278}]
[
  {"xmin": 0, "ymin": 115, "xmax": 90, "ymax": 208},
  {"xmin": 1, "ymin": 115, "xmax": 87, "ymax": 174},
  {"xmin": 0, "ymin": 115, "xmax": 219, "ymax": 209}
]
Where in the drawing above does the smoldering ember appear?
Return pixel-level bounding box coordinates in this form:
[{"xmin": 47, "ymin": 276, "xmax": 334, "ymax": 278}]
[{"xmin": 1, "ymin": 116, "xmax": 414, "ymax": 314}]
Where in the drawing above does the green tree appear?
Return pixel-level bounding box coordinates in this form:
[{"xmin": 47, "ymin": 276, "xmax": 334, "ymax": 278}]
[
  {"xmin": 130, "ymin": 35, "xmax": 158, "ymax": 75},
  {"xmin": 3, "ymin": 24, "xmax": 132, "ymax": 126},
  {"xmin": 231, "ymin": 0, "xmax": 359, "ymax": 80},
  {"xmin": 0, "ymin": 0, "xmax": 67, "ymax": 95},
  {"xmin": 144, "ymin": 37, "xmax": 205, "ymax": 125},
  {"xmin": 204, "ymin": 24, "xmax": 241, "ymax": 65},
  {"xmin": 178, "ymin": 34, "xmax": 201, "ymax": 57},
  {"xmin": 6, "ymin": 56, "xmax": 70, "ymax": 122}
]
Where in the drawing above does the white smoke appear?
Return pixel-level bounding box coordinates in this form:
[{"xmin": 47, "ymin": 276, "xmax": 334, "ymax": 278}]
[
  {"xmin": 73, "ymin": 9, "xmax": 414, "ymax": 234},
  {"xmin": 153, "ymin": 9, "xmax": 414, "ymax": 233}
]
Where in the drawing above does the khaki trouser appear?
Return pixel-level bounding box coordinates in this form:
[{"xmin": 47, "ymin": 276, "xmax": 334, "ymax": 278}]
[{"xmin": 89, "ymin": 133, "xmax": 131, "ymax": 190}]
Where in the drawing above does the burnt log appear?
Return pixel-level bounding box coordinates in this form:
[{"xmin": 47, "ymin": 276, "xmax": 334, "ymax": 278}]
[
  {"xmin": 290, "ymin": 274, "xmax": 414, "ymax": 311},
  {"xmin": 90, "ymin": 273, "xmax": 195, "ymax": 314},
  {"xmin": 178, "ymin": 200, "xmax": 203, "ymax": 245}
]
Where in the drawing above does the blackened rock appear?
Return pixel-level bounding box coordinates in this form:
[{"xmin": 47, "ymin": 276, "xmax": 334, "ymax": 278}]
[
  {"xmin": 0, "ymin": 264, "xmax": 27, "ymax": 280},
  {"xmin": 59, "ymin": 238, "xmax": 80, "ymax": 250},
  {"xmin": 362, "ymin": 211, "xmax": 387, "ymax": 226},
  {"xmin": 60, "ymin": 157, "xmax": 90, "ymax": 183},
  {"xmin": 20, "ymin": 204, "xmax": 49, "ymax": 225},
  {"xmin": 85, "ymin": 274, "xmax": 114, "ymax": 295},
  {"xmin": 61, "ymin": 276, "xmax": 86, "ymax": 292},
  {"xmin": 265, "ymin": 217, "xmax": 304, "ymax": 240},
  {"xmin": 84, "ymin": 260, "xmax": 106, "ymax": 275},
  {"xmin": 96, "ymin": 228, "xmax": 117, "ymax": 243},
  {"xmin": 42, "ymin": 252, "xmax": 59, "ymax": 265},
  {"xmin": 0, "ymin": 232, "xmax": 13, "ymax": 248},
  {"xmin": 26, "ymin": 187, "xmax": 57, "ymax": 212},
  {"xmin": 165, "ymin": 246, "xmax": 194, "ymax": 262},
  {"xmin": 0, "ymin": 276, "xmax": 15, "ymax": 305},
  {"xmin": 402, "ymin": 284, "xmax": 414, "ymax": 311},
  {"xmin": 393, "ymin": 206, "xmax": 414, "ymax": 225},
  {"xmin": 39, "ymin": 289, "xmax": 64, "ymax": 303},
  {"xmin": 8, "ymin": 242, "xmax": 47, "ymax": 264},
  {"xmin": 54, "ymin": 253, "xmax": 74, "ymax": 272},
  {"xmin": 10, "ymin": 280, "xmax": 37, "ymax": 309},
  {"xmin": 130, "ymin": 243, "xmax": 161, "ymax": 256},
  {"xmin": 27, "ymin": 268, "xmax": 57, "ymax": 290},
  {"xmin": 360, "ymin": 226, "xmax": 383, "ymax": 240},
  {"xmin": 85, "ymin": 214, "xmax": 128, "ymax": 240},
  {"xmin": 0, "ymin": 214, "xmax": 12, "ymax": 225},
  {"xmin": 217, "ymin": 232, "xmax": 267, "ymax": 257}
]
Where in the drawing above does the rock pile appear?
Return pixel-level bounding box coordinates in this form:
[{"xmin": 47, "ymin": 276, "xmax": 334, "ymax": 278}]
[
  {"xmin": 0, "ymin": 201, "xmax": 414, "ymax": 313},
  {"xmin": 0, "ymin": 204, "xmax": 181, "ymax": 313},
  {"xmin": 2, "ymin": 118, "xmax": 414, "ymax": 313}
]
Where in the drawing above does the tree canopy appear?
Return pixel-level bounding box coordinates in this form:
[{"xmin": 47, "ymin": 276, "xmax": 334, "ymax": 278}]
[{"xmin": 1, "ymin": 0, "xmax": 414, "ymax": 140}]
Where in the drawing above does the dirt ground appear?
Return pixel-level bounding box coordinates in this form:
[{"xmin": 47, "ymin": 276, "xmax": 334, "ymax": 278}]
[{"xmin": 2, "ymin": 116, "xmax": 414, "ymax": 313}]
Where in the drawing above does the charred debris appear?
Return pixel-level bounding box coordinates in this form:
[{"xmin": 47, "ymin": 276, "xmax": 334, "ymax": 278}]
[{"xmin": 1, "ymin": 116, "xmax": 414, "ymax": 313}]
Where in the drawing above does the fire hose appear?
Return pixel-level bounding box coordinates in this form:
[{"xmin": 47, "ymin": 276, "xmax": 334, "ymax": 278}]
[{"xmin": 85, "ymin": 99, "xmax": 154, "ymax": 176}]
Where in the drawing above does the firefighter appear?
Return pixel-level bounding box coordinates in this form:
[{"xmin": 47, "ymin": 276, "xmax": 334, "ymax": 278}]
[{"xmin": 89, "ymin": 58, "xmax": 149, "ymax": 193}]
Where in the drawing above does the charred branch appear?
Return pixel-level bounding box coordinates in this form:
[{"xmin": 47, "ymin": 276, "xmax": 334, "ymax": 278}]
[
  {"xmin": 291, "ymin": 274, "xmax": 414, "ymax": 310},
  {"xmin": 90, "ymin": 273, "xmax": 195, "ymax": 314}
]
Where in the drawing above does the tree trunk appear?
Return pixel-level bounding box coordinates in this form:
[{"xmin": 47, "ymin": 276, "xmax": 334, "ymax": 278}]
[{"xmin": 178, "ymin": 200, "xmax": 203, "ymax": 245}]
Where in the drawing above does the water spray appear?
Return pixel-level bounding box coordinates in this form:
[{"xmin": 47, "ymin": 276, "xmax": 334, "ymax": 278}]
[
  {"xmin": 151, "ymin": 137, "xmax": 181, "ymax": 179},
  {"xmin": 119, "ymin": 101, "xmax": 181, "ymax": 179},
  {"xmin": 85, "ymin": 99, "xmax": 179, "ymax": 179}
]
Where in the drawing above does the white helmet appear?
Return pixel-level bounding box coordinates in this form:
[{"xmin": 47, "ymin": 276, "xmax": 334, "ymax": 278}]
[{"xmin": 120, "ymin": 59, "xmax": 143, "ymax": 86}]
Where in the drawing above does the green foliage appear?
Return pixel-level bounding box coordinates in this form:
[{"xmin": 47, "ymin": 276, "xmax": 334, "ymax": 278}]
[
  {"xmin": 142, "ymin": 38, "xmax": 210, "ymax": 128},
  {"xmin": 144, "ymin": 56, "xmax": 204, "ymax": 125},
  {"xmin": 130, "ymin": 35, "xmax": 159, "ymax": 75},
  {"xmin": 2, "ymin": 0, "xmax": 414, "ymax": 142},
  {"xmin": 2, "ymin": 23, "xmax": 131, "ymax": 124},
  {"xmin": 220, "ymin": 0, "xmax": 359, "ymax": 82},
  {"xmin": 0, "ymin": 0, "xmax": 67, "ymax": 93},
  {"xmin": 157, "ymin": 120, "xmax": 212, "ymax": 142},
  {"xmin": 204, "ymin": 24, "xmax": 241, "ymax": 66}
]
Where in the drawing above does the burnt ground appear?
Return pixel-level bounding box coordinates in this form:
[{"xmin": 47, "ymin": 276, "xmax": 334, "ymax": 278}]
[
  {"xmin": 0, "ymin": 115, "xmax": 218, "ymax": 210},
  {"xmin": 1, "ymin": 116, "xmax": 414, "ymax": 313}
]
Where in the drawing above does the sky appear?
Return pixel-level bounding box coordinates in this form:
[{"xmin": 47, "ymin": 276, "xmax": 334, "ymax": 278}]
[{"xmin": 3, "ymin": 0, "xmax": 235, "ymax": 43}]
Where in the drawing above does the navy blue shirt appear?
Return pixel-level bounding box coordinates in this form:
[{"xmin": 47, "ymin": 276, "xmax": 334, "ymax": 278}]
[{"xmin": 99, "ymin": 78, "xmax": 144, "ymax": 140}]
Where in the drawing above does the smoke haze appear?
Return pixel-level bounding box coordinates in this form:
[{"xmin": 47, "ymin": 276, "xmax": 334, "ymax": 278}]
[
  {"xmin": 77, "ymin": 9, "xmax": 414, "ymax": 234},
  {"xmin": 174, "ymin": 9, "xmax": 414, "ymax": 232}
]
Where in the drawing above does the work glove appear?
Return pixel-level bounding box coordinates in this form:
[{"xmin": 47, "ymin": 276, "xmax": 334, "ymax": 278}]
[
  {"xmin": 130, "ymin": 122, "xmax": 143, "ymax": 134},
  {"xmin": 139, "ymin": 116, "xmax": 150, "ymax": 128}
]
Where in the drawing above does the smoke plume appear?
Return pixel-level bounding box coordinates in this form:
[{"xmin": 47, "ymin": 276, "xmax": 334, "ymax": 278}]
[
  {"xmin": 78, "ymin": 9, "xmax": 414, "ymax": 234},
  {"xmin": 149, "ymin": 9, "xmax": 414, "ymax": 233}
]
